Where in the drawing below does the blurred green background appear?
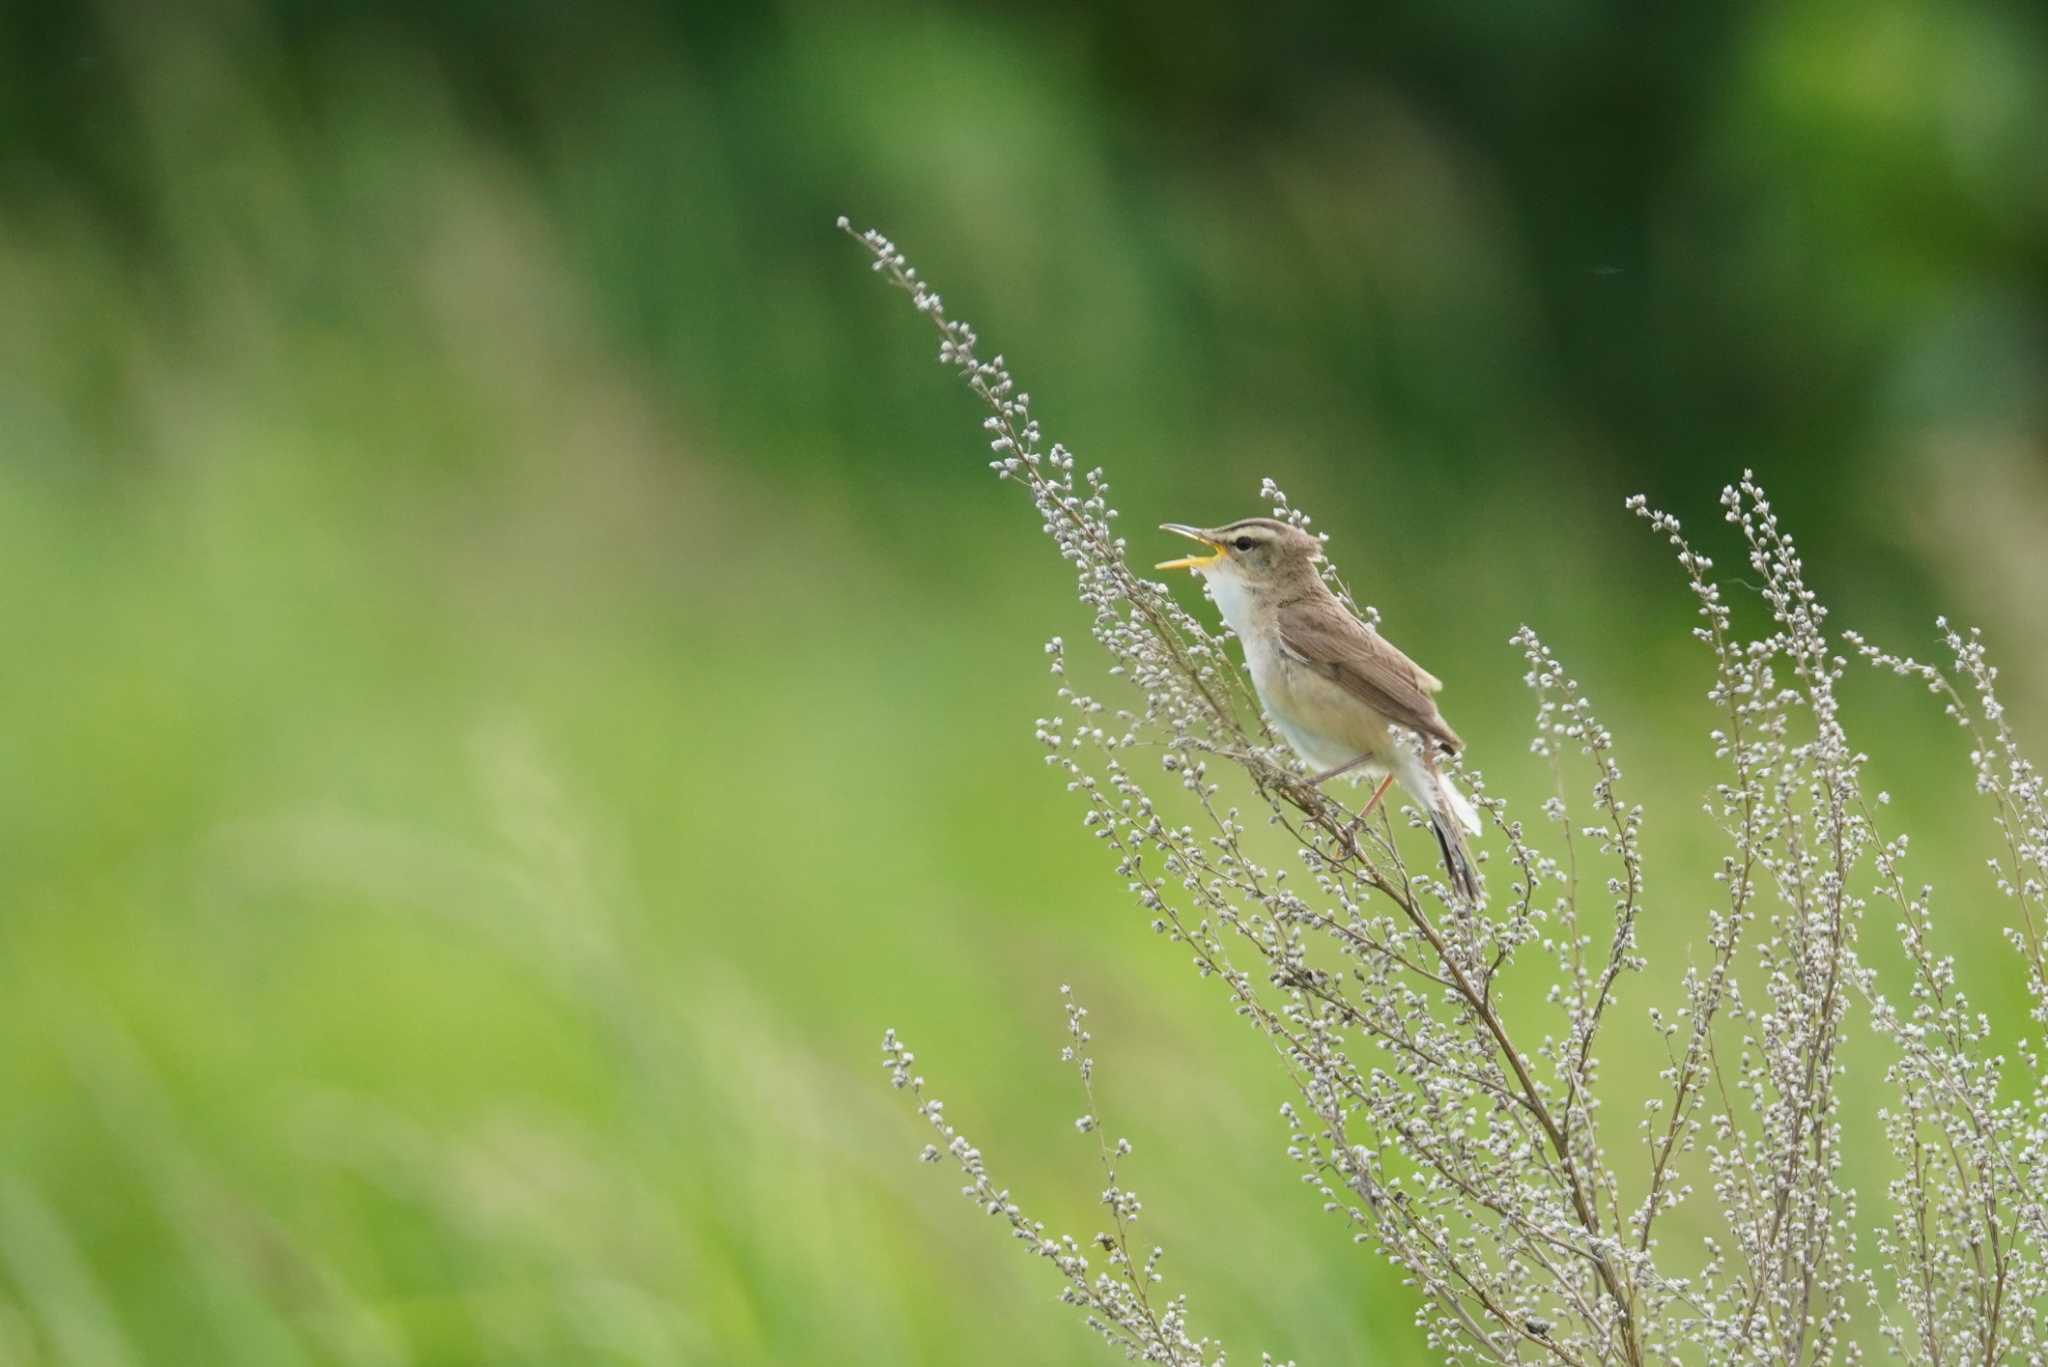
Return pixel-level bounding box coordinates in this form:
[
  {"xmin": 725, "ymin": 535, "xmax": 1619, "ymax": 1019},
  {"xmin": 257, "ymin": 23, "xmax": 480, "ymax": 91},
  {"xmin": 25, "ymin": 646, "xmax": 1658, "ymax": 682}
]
[{"xmin": 2, "ymin": 2, "xmax": 2045, "ymax": 1362}]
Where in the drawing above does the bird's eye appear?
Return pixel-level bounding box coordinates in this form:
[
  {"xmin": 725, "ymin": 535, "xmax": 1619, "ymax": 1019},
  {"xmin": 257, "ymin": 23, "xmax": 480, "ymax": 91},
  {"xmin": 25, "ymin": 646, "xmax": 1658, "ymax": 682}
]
[{"xmin": 1234, "ymin": 536, "xmax": 1255, "ymax": 551}]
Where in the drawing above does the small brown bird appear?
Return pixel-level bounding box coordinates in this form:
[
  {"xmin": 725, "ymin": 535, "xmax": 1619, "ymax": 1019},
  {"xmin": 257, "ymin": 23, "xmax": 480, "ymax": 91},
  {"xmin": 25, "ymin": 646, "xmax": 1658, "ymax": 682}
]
[{"xmin": 1158, "ymin": 517, "xmax": 1481, "ymax": 900}]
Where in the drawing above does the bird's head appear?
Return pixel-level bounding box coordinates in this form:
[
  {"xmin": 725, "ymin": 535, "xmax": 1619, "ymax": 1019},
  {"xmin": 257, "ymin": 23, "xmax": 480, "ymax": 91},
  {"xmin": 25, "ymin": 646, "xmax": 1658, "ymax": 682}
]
[{"xmin": 1156, "ymin": 517, "xmax": 1321, "ymax": 585}]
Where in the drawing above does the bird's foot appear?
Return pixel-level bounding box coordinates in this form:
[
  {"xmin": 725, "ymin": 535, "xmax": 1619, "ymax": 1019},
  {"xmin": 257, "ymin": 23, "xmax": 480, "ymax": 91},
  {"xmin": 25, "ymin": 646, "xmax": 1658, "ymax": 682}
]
[{"xmin": 1340, "ymin": 773, "xmax": 1398, "ymax": 841}]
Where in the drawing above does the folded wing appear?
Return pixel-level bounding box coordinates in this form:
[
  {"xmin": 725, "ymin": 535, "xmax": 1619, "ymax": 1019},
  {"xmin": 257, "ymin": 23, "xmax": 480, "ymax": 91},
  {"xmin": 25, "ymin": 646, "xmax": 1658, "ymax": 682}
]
[{"xmin": 1276, "ymin": 605, "xmax": 1463, "ymax": 756}]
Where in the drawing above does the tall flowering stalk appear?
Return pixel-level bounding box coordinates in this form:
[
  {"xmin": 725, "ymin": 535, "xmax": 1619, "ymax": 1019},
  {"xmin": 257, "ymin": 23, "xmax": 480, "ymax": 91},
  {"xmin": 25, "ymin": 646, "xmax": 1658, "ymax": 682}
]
[{"xmin": 847, "ymin": 220, "xmax": 2048, "ymax": 1365}]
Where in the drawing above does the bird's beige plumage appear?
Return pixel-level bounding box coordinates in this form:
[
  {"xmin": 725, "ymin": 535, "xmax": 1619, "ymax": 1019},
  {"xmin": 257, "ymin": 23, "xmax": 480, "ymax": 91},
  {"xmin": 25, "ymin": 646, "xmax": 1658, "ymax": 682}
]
[
  {"xmin": 1274, "ymin": 607, "xmax": 1463, "ymax": 757},
  {"xmin": 1158, "ymin": 516, "xmax": 1482, "ymax": 901}
]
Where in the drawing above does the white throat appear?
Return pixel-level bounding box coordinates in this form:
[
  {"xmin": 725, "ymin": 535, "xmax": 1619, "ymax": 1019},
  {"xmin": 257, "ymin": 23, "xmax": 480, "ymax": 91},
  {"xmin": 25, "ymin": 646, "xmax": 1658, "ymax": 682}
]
[{"xmin": 1197, "ymin": 562, "xmax": 1263, "ymax": 641}]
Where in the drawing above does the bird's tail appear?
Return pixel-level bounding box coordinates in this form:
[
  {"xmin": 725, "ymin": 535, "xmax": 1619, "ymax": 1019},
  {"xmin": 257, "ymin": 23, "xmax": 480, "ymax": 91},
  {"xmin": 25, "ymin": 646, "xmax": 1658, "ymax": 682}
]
[
  {"xmin": 1430, "ymin": 807, "xmax": 1483, "ymax": 905},
  {"xmin": 1439, "ymin": 770, "xmax": 1481, "ymax": 839},
  {"xmin": 1405, "ymin": 757, "xmax": 1483, "ymax": 904}
]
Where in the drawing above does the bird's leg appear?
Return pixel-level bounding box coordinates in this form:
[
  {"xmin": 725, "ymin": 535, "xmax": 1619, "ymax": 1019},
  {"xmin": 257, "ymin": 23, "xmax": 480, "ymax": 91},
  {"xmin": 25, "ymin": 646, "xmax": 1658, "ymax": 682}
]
[
  {"xmin": 1300, "ymin": 755, "xmax": 1395, "ymax": 850},
  {"xmin": 1343, "ymin": 773, "xmax": 1399, "ymax": 840}
]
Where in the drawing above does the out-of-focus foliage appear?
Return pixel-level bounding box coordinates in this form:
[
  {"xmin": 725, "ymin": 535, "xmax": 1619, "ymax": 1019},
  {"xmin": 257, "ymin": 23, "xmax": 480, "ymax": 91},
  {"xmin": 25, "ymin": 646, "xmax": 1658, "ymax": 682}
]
[{"xmin": 0, "ymin": 2, "xmax": 2042, "ymax": 1363}]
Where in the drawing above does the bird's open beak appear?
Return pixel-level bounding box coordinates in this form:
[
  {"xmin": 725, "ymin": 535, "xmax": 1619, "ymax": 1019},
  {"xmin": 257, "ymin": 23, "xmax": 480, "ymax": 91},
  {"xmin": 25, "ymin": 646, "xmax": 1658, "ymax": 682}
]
[{"xmin": 1156, "ymin": 523, "xmax": 1225, "ymax": 572}]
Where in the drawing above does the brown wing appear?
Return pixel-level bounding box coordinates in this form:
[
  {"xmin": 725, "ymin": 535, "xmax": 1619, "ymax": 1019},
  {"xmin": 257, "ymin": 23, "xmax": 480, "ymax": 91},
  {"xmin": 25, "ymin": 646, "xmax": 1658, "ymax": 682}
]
[{"xmin": 1276, "ymin": 602, "xmax": 1463, "ymax": 754}]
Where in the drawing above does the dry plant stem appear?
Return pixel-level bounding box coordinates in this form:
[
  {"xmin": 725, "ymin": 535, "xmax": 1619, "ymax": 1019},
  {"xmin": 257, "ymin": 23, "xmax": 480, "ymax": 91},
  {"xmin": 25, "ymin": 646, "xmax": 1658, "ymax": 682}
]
[
  {"xmin": 1844, "ymin": 626, "xmax": 2048, "ymax": 1364},
  {"xmin": 839, "ymin": 223, "xmax": 1246, "ymax": 742},
  {"xmin": 852, "ymin": 220, "xmax": 2048, "ymax": 1366},
  {"xmin": 1385, "ymin": 859, "xmax": 1637, "ymax": 1348},
  {"xmin": 1244, "ymin": 782, "xmax": 1646, "ymax": 1358},
  {"xmin": 842, "ymin": 218, "xmax": 1649, "ymax": 1359},
  {"xmin": 1277, "ymin": 726, "xmax": 1652, "ymax": 1347}
]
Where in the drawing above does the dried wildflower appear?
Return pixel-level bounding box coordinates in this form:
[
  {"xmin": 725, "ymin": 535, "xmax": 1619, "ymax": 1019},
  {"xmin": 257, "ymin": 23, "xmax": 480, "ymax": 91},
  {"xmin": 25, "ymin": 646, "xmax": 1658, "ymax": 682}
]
[
  {"xmin": 850, "ymin": 222, "xmax": 2048, "ymax": 1366},
  {"xmin": 883, "ymin": 1005, "xmax": 1271, "ymax": 1366}
]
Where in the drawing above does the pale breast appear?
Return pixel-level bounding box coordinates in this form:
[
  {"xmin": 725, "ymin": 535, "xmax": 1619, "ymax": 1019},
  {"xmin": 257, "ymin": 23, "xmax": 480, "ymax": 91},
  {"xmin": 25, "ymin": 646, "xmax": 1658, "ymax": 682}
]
[
  {"xmin": 1245, "ymin": 626, "xmax": 1394, "ymax": 774},
  {"xmin": 1201, "ymin": 565, "xmax": 1393, "ymax": 774}
]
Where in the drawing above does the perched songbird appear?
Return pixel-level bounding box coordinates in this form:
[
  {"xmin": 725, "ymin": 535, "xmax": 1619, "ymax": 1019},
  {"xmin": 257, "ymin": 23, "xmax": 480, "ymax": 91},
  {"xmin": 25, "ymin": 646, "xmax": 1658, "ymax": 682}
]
[{"xmin": 1157, "ymin": 518, "xmax": 1482, "ymax": 900}]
